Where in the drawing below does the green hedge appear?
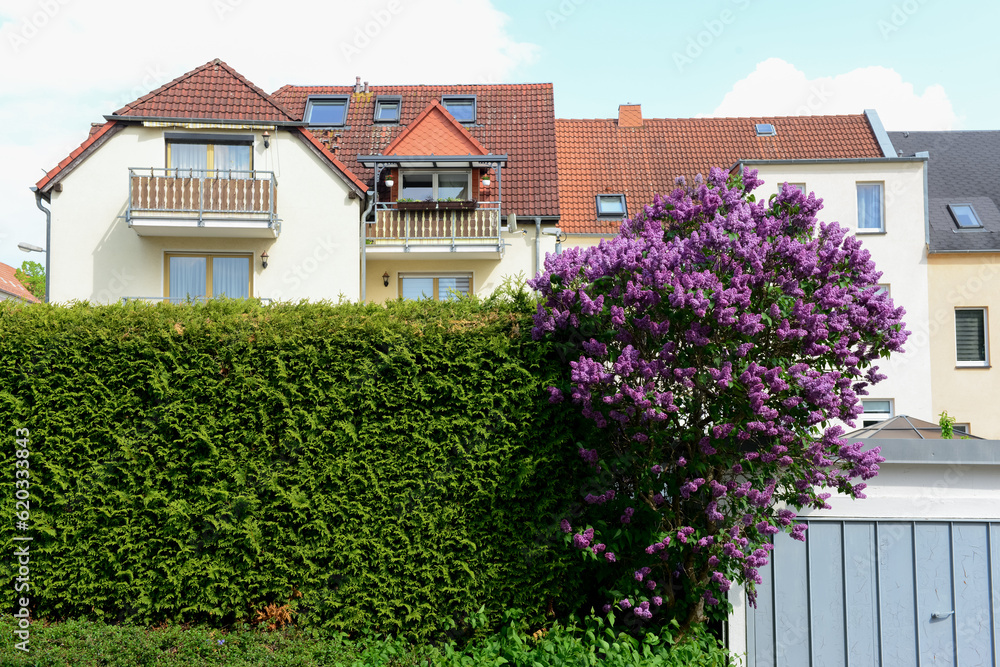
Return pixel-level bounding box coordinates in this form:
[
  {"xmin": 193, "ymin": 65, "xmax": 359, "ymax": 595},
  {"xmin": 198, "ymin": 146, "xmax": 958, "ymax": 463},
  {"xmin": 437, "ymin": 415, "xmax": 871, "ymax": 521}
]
[{"xmin": 0, "ymin": 296, "xmax": 593, "ymax": 638}]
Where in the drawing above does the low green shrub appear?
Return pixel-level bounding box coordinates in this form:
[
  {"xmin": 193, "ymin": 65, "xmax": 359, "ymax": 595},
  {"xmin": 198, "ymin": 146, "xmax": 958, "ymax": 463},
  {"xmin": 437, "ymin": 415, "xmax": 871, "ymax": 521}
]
[{"xmin": 0, "ymin": 614, "xmax": 735, "ymax": 666}]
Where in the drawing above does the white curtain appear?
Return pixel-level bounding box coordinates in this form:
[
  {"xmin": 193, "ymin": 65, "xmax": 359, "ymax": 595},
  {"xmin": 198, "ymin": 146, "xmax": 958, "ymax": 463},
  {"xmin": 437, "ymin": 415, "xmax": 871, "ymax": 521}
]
[
  {"xmin": 857, "ymin": 184, "xmax": 883, "ymax": 230},
  {"xmin": 212, "ymin": 257, "xmax": 250, "ymax": 298},
  {"xmin": 169, "ymin": 257, "xmax": 207, "ymax": 301},
  {"xmin": 170, "ymin": 144, "xmax": 208, "ymax": 173},
  {"xmin": 215, "ymin": 144, "xmax": 252, "ymax": 176}
]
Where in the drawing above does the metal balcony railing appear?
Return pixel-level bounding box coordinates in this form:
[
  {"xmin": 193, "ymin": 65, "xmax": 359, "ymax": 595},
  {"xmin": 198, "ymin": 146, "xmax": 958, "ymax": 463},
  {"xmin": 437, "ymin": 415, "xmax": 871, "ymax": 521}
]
[{"xmin": 127, "ymin": 168, "xmax": 278, "ymax": 225}]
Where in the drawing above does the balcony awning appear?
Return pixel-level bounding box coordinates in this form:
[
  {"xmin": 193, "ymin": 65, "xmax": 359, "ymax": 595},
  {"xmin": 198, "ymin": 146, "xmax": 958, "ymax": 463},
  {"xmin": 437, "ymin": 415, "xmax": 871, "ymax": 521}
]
[{"xmin": 358, "ymin": 154, "xmax": 508, "ymax": 169}]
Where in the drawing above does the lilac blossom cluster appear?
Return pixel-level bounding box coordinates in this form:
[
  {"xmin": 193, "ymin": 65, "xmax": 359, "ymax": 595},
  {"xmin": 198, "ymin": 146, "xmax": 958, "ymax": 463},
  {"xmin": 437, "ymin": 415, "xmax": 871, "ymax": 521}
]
[{"xmin": 533, "ymin": 169, "xmax": 907, "ymax": 628}]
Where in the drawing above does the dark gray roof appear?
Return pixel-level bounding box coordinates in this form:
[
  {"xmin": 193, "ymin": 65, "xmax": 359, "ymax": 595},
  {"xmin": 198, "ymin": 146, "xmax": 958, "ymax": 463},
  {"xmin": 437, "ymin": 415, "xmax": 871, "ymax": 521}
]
[{"xmin": 888, "ymin": 130, "xmax": 1000, "ymax": 252}]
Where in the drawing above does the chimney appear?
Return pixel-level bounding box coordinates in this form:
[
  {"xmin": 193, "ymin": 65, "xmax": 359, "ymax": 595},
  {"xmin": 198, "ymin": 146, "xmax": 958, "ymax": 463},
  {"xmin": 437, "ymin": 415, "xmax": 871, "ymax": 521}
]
[
  {"xmin": 618, "ymin": 104, "xmax": 642, "ymax": 128},
  {"xmin": 364, "ymin": 80, "xmax": 369, "ymax": 93},
  {"xmin": 355, "ymin": 76, "xmax": 362, "ymax": 93}
]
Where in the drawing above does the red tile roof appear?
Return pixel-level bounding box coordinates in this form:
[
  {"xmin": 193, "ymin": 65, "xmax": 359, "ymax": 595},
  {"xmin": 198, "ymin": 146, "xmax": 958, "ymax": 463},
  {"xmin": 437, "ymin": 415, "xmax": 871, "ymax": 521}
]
[
  {"xmin": 382, "ymin": 100, "xmax": 489, "ymax": 157},
  {"xmin": 272, "ymin": 83, "xmax": 559, "ymax": 217},
  {"xmin": 113, "ymin": 59, "xmax": 295, "ymax": 122},
  {"xmin": 555, "ymin": 114, "xmax": 884, "ymax": 234},
  {"xmin": 36, "ymin": 120, "xmax": 122, "ymax": 191},
  {"xmin": 0, "ymin": 262, "xmax": 41, "ymax": 303}
]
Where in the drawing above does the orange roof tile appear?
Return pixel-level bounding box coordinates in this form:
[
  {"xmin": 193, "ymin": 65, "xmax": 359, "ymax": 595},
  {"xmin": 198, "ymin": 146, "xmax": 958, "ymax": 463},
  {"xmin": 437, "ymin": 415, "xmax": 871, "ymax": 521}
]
[
  {"xmin": 113, "ymin": 58, "xmax": 295, "ymax": 122},
  {"xmin": 272, "ymin": 83, "xmax": 559, "ymax": 217},
  {"xmin": 382, "ymin": 100, "xmax": 488, "ymax": 157},
  {"xmin": 0, "ymin": 262, "xmax": 41, "ymax": 303},
  {"xmin": 555, "ymin": 114, "xmax": 884, "ymax": 234},
  {"xmin": 36, "ymin": 121, "xmax": 121, "ymax": 191}
]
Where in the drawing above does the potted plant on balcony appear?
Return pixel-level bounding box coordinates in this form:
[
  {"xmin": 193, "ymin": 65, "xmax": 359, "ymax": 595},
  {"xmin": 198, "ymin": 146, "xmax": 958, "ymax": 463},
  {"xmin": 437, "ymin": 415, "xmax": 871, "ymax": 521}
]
[
  {"xmin": 396, "ymin": 197, "xmax": 427, "ymax": 211},
  {"xmin": 436, "ymin": 197, "xmax": 476, "ymax": 211}
]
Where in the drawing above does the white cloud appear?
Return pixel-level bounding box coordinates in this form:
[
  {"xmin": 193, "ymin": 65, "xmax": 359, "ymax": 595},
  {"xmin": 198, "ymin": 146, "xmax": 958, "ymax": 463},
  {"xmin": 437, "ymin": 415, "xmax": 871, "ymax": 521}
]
[
  {"xmin": 709, "ymin": 58, "xmax": 957, "ymax": 131},
  {"xmin": 0, "ymin": 0, "xmax": 539, "ymax": 268}
]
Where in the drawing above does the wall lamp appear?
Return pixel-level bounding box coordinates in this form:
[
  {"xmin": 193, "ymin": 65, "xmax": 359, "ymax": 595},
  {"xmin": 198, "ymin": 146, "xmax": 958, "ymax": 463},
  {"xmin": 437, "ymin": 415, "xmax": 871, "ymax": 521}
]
[
  {"xmin": 262, "ymin": 131, "xmax": 270, "ymax": 148},
  {"xmin": 260, "ymin": 251, "xmax": 269, "ymax": 269},
  {"xmin": 382, "ymin": 271, "xmax": 390, "ymax": 287}
]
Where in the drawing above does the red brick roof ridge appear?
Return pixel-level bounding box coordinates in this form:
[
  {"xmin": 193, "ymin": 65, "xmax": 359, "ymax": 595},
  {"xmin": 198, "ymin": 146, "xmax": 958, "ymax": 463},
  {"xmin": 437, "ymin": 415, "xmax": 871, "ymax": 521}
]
[
  {"xmin": 381, "ymin": 99, "xmax": 489, "ymax": 156},
  {"xmin": 114, "ymin": 58, "xmax": 296, "ymax": 122}
]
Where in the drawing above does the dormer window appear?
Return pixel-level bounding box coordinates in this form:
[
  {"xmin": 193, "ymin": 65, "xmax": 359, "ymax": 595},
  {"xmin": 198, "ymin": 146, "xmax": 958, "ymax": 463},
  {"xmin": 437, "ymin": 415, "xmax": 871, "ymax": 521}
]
[
  {"xmin": 596, "ymin": 194, "xmax": 627, "ymax": 218},
  {"xmin": 374, "ymin": 96, "xmax": 401, "ymax": 123},
  {"xmin": 400, "ymin": 171, "xmax": 470, "ymax": 201},
  {"xmin": 441, "ymin": 96, "xmax": 476, "ymax": 123},
  {"xmin": 305, "ymin": 96, "xmax": 349, "ymax": 126},
  {"xmin": 948, "ymin": 204, "xmax": 983, "ymax": 229},
  {"xmin": 755, "ymin": 123, "xmax": 776, "ymax": 136}
]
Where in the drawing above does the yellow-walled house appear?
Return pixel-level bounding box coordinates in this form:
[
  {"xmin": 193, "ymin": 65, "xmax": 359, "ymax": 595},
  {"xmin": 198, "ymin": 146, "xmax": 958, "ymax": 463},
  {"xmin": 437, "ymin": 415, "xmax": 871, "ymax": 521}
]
[{"xmin": 890, "ymin": 130, "xmax": 1000, "ymax": 439}]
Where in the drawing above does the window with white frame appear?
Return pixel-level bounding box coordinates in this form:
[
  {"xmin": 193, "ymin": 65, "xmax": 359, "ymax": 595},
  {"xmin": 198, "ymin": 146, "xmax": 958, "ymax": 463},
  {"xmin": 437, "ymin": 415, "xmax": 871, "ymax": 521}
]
[
  {"xmin": 441, "ymin": 96, "xmax": 476, "ymax": 123},
  {"xmin": 305, "ymin": 96, "xmax": 349, "ymax": 126},
  {"xmin": 956, "ymin": 308, "xmax": 988, "ymax": 366},
  {"xmin": 954, "ymin": 423, "xmax": 971, "ymax": 435},
  {"xmin": 787, "ymin": 183, "xmax": 806, "ymax": 194},
  {"xmin": 857, "ymin": 182, "xmax": 884, "ymax": 232},
  {"xmin": 860, "ymin": 399, "xmax": 893, "ymax": 427},
  {"xmin": 596, "ymin": 194, "xmax": 627, "ymax": 218},
  {"xmin": 399, "ymin": 172, "xmax": 470, "ymax": 201},
  {"xmin": 399, "ymin": 273, "xmax": 471, "ymax": 301},
  {"xmin": 165, "ymin": 253, "xmax": 251, "ymax": 301}
]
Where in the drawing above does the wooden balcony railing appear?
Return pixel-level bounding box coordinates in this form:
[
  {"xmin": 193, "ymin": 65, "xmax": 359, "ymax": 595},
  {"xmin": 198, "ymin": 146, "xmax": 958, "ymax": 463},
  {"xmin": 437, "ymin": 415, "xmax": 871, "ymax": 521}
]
[
  {"xmin": 128, "ymin": 168, "xmax": 277, "ymax": 224},
  {"xmin": 369, "ymin": 203, "xmax": 501, "ymax": 248}
]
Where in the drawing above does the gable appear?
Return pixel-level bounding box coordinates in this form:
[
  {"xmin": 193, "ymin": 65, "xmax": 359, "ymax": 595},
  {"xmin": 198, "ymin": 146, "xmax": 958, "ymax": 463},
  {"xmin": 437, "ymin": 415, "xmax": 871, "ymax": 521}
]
[{"xmin": 382, "ymin": 101, "xmax": 488, "ymax": 157}]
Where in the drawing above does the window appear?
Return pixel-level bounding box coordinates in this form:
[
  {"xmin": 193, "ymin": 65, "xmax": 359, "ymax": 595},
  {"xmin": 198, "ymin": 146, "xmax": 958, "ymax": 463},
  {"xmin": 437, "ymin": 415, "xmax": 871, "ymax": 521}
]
[
  {"xmin": 400, "ymin": 172, "xmax": 470, "ymax": 201},
  {"xmin": 857, "ymin": 182, "xmax": 884, "ymax": 232},
  {"xmin": 374, "ymin": 97, "xmax": 401, "ymax": 122},
  {"xmin": 166, "ymin": 135, "xmax": 253, "ymax": 174},
  {"xmin": 860, "ymin": 399, "xmax": 893, "ymax": 427},
  {"xmin": 165, "ymin": 253, "xmax": 251, "ymax": 301},
  {"xmin": 788, "ymin": 183, "xmax": 806, "ymax": 194},
  {"xmin": 399, "ymin": 274, "xmax": 471, "ymax": 301},
  {"xmin": 954, "ymin": 423, "xmax": 970, "ymax": 435},
  {"xmin": 956, "ymin": 308, "xmax": 988, "ymax": 366},
  {"xmin": 305, "ymin": 96, "xmax": 349, "ymax": 125},
  {"xmin": 596, "ymin": 194, "xmax": 627, "ymax": 218},
  {"xmin": 948, "ymin": 204, "xmax": 983, "ymax": 229},
  {"xmin": 441, "ymin": 96, "xmax": 476, "ymax": 123},
  {"xmin": 876, "ymin": 284, "xmax": 890, "ymax": 297},
  {"xmin": 755, "ymin": 123, "xmax": 776, "ymax": 136}
]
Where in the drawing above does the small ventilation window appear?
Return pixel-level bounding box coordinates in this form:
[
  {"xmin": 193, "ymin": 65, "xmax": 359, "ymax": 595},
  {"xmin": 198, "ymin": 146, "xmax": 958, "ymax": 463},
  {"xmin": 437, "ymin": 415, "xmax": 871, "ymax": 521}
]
[
  {"xmin": 374, "ymin": 97, "xmax": 401, "ymax": 123},
  {"xmin": 948, "ymin": 204, "xmax": 983, "ymax": 229},
  {"xmin": 755, "ymin": 123, "xmax": 776, "ymax": 136}
]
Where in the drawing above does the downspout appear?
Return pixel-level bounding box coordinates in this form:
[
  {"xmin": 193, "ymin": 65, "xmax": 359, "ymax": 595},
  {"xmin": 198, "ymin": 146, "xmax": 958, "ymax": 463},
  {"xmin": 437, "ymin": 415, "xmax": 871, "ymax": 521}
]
[
  {"xmin": 360, "ymin": 190, "xmax": 375, "ymax": 303},
  {"xmin": 31, "ymin": 187, "xmax": 50, "ymax": 304},
  {"xmin": 534, "ymin": 217, "xmax": 542, "ymax": 278}
]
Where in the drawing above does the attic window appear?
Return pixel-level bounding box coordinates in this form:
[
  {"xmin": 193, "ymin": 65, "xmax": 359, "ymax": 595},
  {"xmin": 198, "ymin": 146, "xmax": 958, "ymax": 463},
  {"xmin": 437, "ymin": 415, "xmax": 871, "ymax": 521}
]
[
  {"xmin": 441, "ymin": 96, "xmax": 476, "ymax": 123},
  {"xmin": 305, "ymin": 96, "xmax": 349, "ymax": 126},
  {"xmin": 596, "ymin": 194, "xmax": 627, "ymax": 218},
  {"xmin": 755, "ymin": 123, "xmax": 776, "ymax": 136},
  {"xmin": 374, "ymin": 97, "xmax": 401, "ymax": 123},
  {"xmin": 948, "ymin": 204, "xmax": 983, "ymax": 229}
]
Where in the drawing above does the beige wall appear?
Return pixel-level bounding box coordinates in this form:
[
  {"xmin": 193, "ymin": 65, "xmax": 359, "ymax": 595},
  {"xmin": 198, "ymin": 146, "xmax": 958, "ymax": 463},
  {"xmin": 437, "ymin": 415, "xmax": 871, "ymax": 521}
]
[
  {"xmin": 751, "ymin": 161, "xmax": 933, "ymax": 425},
  {"xmin": 47, "ymin": 124, "xmax": 361, "ymax": 304},
  {"xmin": 927, "ymin": 253, "xmax": 1000, "ymax": 438}
]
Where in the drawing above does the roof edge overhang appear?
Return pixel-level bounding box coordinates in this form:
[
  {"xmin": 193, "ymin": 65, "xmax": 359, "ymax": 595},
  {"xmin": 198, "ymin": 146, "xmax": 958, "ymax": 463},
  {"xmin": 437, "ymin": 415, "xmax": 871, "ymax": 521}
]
[
  {"xmin": 358, "ymin": 154, "xmax": 508, "ymax": 168},
  {"xmin": 105, "ymin": 114, "xmax": 308, "ymax": 127},
  {"xmin": 858, "ymin": 439, "xmax": 1000, "ymax": 466},
  {"xmin": 732, "ymin": 156, "xmax": 928, "ymax": 171},
  {"xmin": 864, "ymin": 109, "xmax": 897, "ymax": 158},
  {"xmin": 294, "ymin": 128, "xmax": 366, "ymax": 196},
  {"xmin": 37, "ymin": 121, "xmax": 125, "ymax": 195}
]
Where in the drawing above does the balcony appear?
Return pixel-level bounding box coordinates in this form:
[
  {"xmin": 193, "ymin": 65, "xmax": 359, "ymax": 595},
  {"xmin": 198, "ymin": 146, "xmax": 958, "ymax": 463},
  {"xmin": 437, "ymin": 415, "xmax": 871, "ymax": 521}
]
[
  {"xmin": 126, "ymin": 168, "xmax": 279, "ymax": 238},
  {"xmin": 366, "ymin": 201, "xmax": 503, "ymax": 257}
]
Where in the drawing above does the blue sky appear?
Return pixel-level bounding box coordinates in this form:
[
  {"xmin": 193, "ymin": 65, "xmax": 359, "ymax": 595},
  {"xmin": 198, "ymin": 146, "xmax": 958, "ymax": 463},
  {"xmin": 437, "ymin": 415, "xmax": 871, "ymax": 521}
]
[{"xmin": 0, "ymin": 0, "xmax": 995, "ymax": 271}]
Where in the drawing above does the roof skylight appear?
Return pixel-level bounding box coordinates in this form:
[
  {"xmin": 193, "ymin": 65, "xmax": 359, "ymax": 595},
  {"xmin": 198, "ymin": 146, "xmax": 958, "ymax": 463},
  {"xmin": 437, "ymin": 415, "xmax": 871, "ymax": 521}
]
[
  {"xmin": 948, "ymin": 204, "xmax": 983, "ymax": 229},
  {"xmin": 755, "ymin": 123, "xmax": 776, "ymax": 136}
]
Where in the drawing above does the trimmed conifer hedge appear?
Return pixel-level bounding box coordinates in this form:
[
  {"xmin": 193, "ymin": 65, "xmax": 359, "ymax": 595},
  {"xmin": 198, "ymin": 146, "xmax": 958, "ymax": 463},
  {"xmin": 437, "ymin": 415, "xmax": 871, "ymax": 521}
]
[{"xmin": 0, "ymin": 296, "xmax": 593, "ymax": 638}]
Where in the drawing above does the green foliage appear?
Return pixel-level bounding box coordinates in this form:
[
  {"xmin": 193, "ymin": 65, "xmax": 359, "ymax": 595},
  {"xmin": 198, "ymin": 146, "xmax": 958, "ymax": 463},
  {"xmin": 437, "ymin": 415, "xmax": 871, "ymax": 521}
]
[
  {"xmin": 14, "ymin": 260, "xmax": 45, "ymax": 300},
  {"xmin": 0, "ymin": 614, "xmax": 733, "ymax": 666},
  {"xmin": 0, "ymin": 298, "xmax": 595, "ymax": 638},
  {"xmin": 939, "ymin": 410, "xmax": 956, "ymax": 439}
]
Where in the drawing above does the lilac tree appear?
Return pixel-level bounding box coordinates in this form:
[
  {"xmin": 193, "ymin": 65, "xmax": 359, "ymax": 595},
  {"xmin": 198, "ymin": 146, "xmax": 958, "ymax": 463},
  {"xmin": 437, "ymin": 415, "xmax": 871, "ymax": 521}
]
[{"xmin": 531, "ymin": 168, "xmax": 907, "ymax": 631}]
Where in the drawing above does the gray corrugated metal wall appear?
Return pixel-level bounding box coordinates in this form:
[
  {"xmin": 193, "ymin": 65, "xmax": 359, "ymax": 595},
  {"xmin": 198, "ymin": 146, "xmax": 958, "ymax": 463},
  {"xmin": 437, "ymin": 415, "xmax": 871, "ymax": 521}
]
[{"xmin": 746, "ymin": 520, "xmax": 999, "ymax": 666}]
